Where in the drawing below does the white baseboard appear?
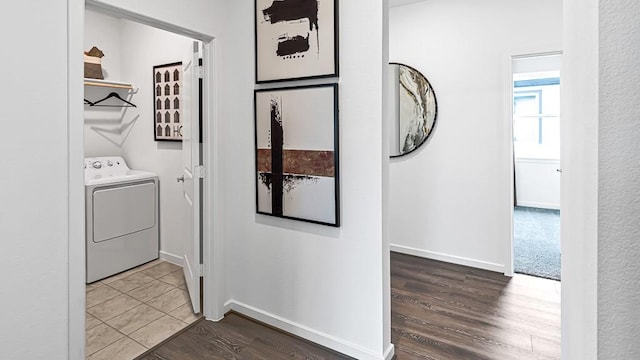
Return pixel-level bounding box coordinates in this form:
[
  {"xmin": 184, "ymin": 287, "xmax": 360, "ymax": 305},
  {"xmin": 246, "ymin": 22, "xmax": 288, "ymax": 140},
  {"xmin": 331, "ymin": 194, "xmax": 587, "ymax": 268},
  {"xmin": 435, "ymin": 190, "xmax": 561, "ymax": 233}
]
[
  {"xmin": 516, "ymin": 201, "xmax": 560, "ymax": 210},
  {"xmin": 224, "ymin": 300, "xmax": 389, "ymax": 360},
  {"xmin": 384, "ymin": 344, "xmax": 395, "ymax": 360},
  {"xmin": 390, "ymin": 244, "xmax": 505, "ymax": 273},
  {"xmin": 159, "ymin": 250, "xmax": 183, "ymax": 266}
]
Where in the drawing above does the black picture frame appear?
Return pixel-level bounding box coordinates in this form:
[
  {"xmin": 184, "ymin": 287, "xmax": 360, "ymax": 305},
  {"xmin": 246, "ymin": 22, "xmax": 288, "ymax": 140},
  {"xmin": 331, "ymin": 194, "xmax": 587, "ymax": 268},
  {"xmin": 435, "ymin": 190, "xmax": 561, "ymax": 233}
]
[
  {"xmin": 153, "ymin": 62, "xmax": 183, "ymax": 141},
  {"xmin": 254, "ymin": 83, "xmax": 340, "ymax": 226},
  {"xmin": 255, "ymin": 0, "xmax": 339, "ymax": 84}
]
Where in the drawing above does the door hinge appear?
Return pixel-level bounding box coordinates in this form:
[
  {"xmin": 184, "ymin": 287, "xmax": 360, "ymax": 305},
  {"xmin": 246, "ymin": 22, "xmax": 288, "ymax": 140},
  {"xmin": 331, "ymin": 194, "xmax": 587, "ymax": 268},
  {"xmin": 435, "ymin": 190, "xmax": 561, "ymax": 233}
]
[
  {"xmin": 195, "ymin": 65, "xmax": 204, "ymax": 79},
  {"xmin": 195, "ymin": 165, "xmax": 205, "ymax": 179}
]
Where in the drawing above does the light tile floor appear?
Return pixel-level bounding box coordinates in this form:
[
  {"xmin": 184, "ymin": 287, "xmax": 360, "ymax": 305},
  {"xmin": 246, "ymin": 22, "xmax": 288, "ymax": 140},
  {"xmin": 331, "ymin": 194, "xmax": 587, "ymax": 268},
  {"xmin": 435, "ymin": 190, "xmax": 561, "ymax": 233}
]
[{"xmin": 85, "ymin": 260, "xmax": 200, "ymax": 360}]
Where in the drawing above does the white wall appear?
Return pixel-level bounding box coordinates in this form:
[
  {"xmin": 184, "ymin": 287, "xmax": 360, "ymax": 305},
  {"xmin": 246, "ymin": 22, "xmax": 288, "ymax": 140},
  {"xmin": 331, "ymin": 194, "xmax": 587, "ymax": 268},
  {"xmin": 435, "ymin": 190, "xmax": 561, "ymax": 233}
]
[
  {"xmin": 84, "ymin": 10, "xmax": 124, "ymax": 157},
  {"xmin": 389, "ymin": 0, "xmax": 425, "ymax": 7},
  {"xmin": 83, "ymin": 9, "xmax": 192, "ymax": 261},
  {"xmin": 388, "ymin": 0, "xmax": 562, "ymax": 272},
  {"xmin": 84, "ymin": 10, "xmax": 122, "ymax": 80},
  {"xmin": 221, "ymin": 1, "xmax": 391, "ymax": 358},
  {"xmin": 118, "ymin": 19, "xmax": 194, "ymax": 262},
  {"xmin": 598, "ymin": 0, "xmax": 640, "ymax": 357},
  {"xmin": 561, "ymin": 0, "xmax": 598, "ymax": 357},
  {"xmin": 0, "ymin": 0, "xmax": 74, "ymax": 358}
]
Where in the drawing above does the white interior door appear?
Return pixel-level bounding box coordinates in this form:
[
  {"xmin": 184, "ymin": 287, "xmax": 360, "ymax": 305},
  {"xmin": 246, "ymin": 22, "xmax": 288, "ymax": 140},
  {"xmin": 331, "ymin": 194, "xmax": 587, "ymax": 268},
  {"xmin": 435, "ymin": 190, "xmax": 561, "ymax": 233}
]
[{"xmin": 180, "ymin": 41, "xmax": 201, "ymax": 313}]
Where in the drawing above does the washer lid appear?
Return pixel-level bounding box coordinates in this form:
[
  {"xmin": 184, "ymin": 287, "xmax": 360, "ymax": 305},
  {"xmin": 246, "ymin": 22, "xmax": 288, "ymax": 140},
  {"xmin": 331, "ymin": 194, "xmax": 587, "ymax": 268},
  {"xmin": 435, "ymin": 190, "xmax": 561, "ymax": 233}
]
[{"xmin": 86, "ymin": 170, "xmax": 157, "ymax": 186}]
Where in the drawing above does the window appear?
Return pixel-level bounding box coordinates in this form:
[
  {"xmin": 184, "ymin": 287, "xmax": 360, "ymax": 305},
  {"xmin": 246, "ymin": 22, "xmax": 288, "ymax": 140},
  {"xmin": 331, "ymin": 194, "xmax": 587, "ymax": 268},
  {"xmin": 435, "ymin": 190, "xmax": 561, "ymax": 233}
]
[
  {"xmin": 165, "ymin": 111, "xmax": 171, "ymax": 123},
  {"xmin": 514, "ymin": 91, "xmax": 542, "ymax": 144},
  {"xmin": 174, "ymin": 111, "xmax": 180, "ymax": 123},
  {"xmin": 174, "ymin": 98, "xmax": 180, "ymax": 109},
  {"xmin": 164, "ymin": 84, "xmax": 170, "ymax": 96},
  {"xmin": 156, "ymin": 85, "xmax": 161, "ymax": 97},
  {"xmin": 155, "ymin": 72, "xmax": 161, "ymax": 83},
  {"xmin": 156, "ymin": 99, "xmax": 162, "ymax": 110},
  {"xmin": 165, "ymin": 98, "xmax": 171, "ymax": 110},
  {"xmin": 173, "ymin": 69, "xmax": 180, "ymax": 81},
  {"xmin": 156, "ymin": 112, "xmax": 161, "ymax": 123},
  {"xmin": 174, "ymin": 83, "xmax": 180, "ymax": 95},
  {"xmin": 513, "ymin": 75, "xmax": 560, "ymax": 159},
  {"xmin": 164, "ymin": 71, "xmax": 170, "ymax": 82}
]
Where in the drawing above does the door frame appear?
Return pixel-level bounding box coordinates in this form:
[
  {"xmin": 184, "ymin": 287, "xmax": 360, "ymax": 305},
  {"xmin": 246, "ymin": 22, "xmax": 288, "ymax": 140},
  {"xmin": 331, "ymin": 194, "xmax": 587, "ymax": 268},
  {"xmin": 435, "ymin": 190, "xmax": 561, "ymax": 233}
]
[
  {"xmin": 68, "ymin": 1, "xmax": 225, "ymax": 357},
  {"xmin": 505, "ymin": 50, "xmax": 562, "ymax": 276}
]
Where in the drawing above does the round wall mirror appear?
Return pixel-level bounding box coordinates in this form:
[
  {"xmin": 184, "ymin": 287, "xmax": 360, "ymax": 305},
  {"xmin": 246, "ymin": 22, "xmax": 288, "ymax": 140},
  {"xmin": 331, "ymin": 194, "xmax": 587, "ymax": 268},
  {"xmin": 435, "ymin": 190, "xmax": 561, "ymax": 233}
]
[{"xmin": 389, "ymin": 63, "xmax": 438, "ymax": 157}]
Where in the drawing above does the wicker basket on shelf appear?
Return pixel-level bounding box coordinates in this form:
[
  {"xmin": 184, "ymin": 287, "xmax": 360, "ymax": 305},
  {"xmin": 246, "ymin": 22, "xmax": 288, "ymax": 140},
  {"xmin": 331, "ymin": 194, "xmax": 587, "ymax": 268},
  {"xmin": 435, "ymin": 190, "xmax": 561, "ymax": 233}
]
[{"xmin": 84, "ymin": 46, "xmax": 104, "ymax": 80}]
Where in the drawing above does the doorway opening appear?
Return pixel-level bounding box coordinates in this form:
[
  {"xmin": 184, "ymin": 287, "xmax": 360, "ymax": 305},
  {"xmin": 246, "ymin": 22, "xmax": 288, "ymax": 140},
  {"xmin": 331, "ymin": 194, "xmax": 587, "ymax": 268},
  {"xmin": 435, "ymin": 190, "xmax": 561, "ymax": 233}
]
[
  {"xmin": 81, "ymin": 2, "xmax": 213, "ymax": 358},
  {"xmin": 511, "ymin": 53, "xmax": 562, "ymax": 281}
]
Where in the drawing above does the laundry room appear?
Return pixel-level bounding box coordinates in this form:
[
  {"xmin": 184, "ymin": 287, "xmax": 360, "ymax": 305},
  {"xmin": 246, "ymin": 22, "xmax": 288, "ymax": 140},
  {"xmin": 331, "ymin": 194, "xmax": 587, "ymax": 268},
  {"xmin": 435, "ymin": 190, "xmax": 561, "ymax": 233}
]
[
  {"xmin": 83, "ymin": 7, "xmax": 202, "ymax": 357},
  {"xmin": 84, "ymin": 8, "xmax": 197, "ymax": 261}
]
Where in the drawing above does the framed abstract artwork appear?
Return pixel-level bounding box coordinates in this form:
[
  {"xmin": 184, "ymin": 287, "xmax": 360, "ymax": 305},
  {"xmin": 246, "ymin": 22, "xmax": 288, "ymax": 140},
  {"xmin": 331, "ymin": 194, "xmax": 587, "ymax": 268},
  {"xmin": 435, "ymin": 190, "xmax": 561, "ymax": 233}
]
[
  {"xmin": 255, "ymin": 84, "xmax": 340, "ymax": 226},
  {"xmin": 255, "ymin": 0, "xmax": 339, "ymax": 83},
  {"xmin": 153, "ymin": 62, "xmax": 183, "ymax": 141}
]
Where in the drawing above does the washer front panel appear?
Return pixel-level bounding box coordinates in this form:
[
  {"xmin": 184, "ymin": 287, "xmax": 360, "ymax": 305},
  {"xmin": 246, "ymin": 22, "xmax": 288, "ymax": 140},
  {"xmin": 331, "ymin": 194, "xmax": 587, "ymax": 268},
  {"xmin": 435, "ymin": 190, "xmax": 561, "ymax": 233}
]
[{"xmin": 92, "ymin": 181, "xmax": 157, "ymax": 243}]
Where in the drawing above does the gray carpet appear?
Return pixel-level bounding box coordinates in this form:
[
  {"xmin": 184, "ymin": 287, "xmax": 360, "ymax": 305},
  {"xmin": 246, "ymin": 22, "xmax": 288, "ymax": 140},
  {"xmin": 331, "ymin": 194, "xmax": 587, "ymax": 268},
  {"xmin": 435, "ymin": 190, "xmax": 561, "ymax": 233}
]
[{"xmin": 514, "ymin": 206, "xmax": 561, "ymax": 280}]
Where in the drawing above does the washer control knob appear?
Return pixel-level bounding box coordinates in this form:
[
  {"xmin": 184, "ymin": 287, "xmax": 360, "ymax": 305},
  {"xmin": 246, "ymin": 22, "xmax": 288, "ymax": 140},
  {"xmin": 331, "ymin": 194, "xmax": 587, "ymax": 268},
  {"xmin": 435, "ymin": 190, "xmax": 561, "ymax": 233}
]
[
  {"xmin": 92, "ymin": 161, "xmax": 102, "ymax": 169},
  {"xmin": 107, "ymin": 160, "xmax": 113, "ymax": 167}
]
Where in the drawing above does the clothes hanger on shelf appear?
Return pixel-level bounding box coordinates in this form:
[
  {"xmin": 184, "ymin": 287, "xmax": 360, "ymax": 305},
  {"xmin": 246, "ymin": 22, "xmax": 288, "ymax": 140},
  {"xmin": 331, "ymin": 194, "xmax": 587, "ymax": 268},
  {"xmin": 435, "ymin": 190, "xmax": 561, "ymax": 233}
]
[{"xmin": 91, "ymin": 92, "xmax": 137, "ymax": 108}]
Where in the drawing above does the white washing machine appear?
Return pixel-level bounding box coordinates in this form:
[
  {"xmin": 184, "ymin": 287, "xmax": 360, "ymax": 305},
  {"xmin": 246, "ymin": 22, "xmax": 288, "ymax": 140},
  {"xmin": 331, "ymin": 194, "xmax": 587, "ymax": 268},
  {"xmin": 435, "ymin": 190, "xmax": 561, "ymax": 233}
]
[{"xmin": 85, "ymin": 156, "xmax": 159, "ymax": 283}]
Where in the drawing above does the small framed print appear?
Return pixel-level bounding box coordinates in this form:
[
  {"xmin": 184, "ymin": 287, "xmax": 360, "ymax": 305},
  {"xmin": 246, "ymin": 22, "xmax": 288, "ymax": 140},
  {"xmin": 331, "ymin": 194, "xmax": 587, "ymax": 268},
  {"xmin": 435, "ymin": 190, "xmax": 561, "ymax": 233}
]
[
  {"xmin": 255, "ymin": 83, "xmax": 340, "ymax": 226},
  {"xmin": 153, "ymin": 62, "xmax": 183, "ymax": 141},
  {"xmin": 255, "ymin": 0, "xmax": 338, "ymax": 83}
]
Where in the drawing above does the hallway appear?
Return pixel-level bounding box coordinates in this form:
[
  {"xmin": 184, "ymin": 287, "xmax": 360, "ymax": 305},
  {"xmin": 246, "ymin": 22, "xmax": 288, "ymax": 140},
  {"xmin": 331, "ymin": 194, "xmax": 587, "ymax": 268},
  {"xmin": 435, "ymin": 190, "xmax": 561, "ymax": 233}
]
[{"xmin": 138, "ymin": 253, "xmax": 560, "ymax": 359}]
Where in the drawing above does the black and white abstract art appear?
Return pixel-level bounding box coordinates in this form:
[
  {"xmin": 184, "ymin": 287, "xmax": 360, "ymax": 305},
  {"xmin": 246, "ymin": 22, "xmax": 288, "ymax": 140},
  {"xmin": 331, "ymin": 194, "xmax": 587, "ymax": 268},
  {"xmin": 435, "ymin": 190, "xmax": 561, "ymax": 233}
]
[
  {"xmin": 255, "ymin": 84, "xmax": 339, "ymax": 226},
  {"xmin": 255, "ymin": 0, "xmax": 338, "ymax": 83},
  {"xmin": 389, "ymin": 63, "xmax": 437, "ymax": 157},
  {"xmin": 154, "ymin": 62, "xmax": 183, "ymax": 141}
]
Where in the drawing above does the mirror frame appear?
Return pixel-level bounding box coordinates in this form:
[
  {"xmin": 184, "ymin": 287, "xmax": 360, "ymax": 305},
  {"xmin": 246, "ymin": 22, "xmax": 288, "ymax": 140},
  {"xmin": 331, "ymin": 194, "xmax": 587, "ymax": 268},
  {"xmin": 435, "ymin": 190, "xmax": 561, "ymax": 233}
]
[{"xmin": 389, "ymin": 62, "xmax": 438, "ymax": 158}]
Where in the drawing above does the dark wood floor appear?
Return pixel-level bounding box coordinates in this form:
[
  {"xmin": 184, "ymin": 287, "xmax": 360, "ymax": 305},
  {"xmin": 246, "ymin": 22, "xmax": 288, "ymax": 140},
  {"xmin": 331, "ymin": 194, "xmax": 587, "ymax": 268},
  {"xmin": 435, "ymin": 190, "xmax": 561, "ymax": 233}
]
[
  {"xmin": 136, "ymin": 313, "xmax": 352, "ymax": 360},
  {"xmin": 137, "ymin": 252, "xmax": 560, "ymax": 359},
  {"xmin": 391, "ymin": 252, "xmax": 560, "ymax": 360}
]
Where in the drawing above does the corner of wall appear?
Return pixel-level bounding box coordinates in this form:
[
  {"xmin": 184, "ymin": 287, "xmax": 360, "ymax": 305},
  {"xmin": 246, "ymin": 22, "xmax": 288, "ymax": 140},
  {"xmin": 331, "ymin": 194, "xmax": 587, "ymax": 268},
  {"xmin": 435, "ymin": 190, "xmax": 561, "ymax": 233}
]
[{"xmin": 561, "ymin": 0, "xmax": 599, "ymax": 358}]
